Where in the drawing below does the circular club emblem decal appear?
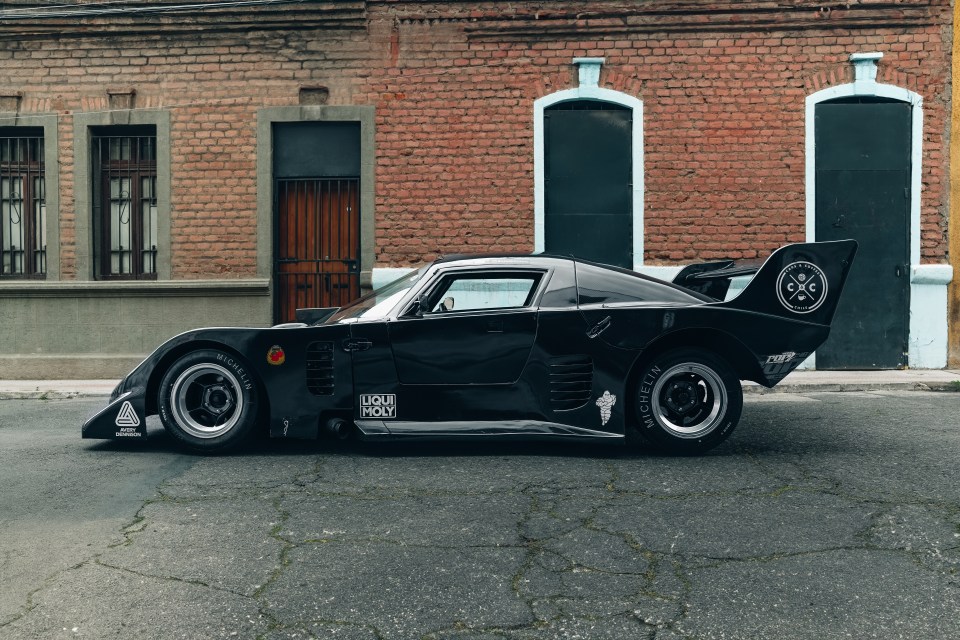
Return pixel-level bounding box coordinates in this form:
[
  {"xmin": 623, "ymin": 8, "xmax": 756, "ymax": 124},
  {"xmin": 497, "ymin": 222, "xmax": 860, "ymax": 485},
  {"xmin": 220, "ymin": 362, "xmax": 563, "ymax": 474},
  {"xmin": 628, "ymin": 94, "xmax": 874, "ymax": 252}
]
[{"xmin": 776, "ymin": 261, "xmax": 828, "ymax": 314}]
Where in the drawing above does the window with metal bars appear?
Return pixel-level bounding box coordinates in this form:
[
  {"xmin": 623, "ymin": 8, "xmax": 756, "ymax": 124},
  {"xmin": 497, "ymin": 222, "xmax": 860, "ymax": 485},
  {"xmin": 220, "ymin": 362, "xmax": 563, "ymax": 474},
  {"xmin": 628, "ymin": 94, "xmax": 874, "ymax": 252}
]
[
  {"xmin": 92, "ymin": 125, "xmax": 158, "ymax": 280},
  {"xmin": 0, "ymin": 127, "xmax": 46, "ymax": 279}
]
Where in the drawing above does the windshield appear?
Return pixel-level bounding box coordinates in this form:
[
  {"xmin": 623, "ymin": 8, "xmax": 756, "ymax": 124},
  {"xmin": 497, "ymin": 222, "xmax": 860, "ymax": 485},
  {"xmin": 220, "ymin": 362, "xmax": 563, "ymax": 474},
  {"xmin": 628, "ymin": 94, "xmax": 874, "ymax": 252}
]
[{"xmin": 327, "ymin": 265, "xmax": 429, "ymax": 323}]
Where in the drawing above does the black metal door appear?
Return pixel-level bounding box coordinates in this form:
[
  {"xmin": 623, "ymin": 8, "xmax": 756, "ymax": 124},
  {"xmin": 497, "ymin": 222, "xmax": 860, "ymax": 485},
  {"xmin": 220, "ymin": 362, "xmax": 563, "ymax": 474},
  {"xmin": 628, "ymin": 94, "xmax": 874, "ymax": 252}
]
[
  {"xmin": 815, "ymin": 101, "xmax": 911, "ymax": 369},
  {"xmin": 544, "ymin": 102, "xmax": 632, "ymax": 268},
  {"xmin": 273, "ymin": 122, "xmax": 361, "ymax": 323}
]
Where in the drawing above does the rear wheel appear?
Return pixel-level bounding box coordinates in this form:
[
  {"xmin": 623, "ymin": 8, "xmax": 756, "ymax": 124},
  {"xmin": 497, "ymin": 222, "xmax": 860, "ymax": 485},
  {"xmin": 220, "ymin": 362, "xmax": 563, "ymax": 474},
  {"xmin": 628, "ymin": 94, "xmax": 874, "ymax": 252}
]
[
  {"xmin": 630, "ymin": 348, "xmax": 743, "ymax": 454},
  {"xmin": 158, "ymin": 349, "xmax": 259, "ymax": 453}
]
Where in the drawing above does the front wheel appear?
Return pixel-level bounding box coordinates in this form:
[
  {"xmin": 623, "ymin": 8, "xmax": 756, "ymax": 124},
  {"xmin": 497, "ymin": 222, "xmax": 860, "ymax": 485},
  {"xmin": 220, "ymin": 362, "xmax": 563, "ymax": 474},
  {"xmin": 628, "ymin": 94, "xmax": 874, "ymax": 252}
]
[
  {"xmin": 158, "ymin": 349, "xmax": 259, "ymax": 453},
  {"xmin": 630, "ymin": 348, "xmax": 743, "ymax": 455}
]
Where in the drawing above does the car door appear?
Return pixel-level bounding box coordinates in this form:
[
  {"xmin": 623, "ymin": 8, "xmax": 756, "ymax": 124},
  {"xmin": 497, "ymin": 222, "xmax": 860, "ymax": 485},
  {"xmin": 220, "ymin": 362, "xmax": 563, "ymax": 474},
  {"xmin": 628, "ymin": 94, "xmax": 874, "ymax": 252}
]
[
  {"xmin": 388, "ymin": 270, "xmax": 544, "ymax": 385},
  {"xmin": 347, "ymin": 269, "xmax": 541, "ymax": 425}
]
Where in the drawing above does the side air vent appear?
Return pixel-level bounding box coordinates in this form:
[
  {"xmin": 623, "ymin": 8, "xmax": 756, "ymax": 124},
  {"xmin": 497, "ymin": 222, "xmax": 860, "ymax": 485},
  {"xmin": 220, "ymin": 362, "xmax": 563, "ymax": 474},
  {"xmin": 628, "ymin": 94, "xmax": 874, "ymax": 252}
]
[
  {"xmin": 548, "ymin": 355, "xmax": 593, "ymax": 411},
  {"xmin": 306, "ymin": 341, "xmax": 335, "ymax": 396}
]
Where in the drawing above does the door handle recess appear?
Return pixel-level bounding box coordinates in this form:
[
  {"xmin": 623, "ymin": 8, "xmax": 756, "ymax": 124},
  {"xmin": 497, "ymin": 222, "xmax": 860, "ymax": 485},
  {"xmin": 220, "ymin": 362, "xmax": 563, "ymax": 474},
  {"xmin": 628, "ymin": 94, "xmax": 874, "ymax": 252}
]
[
  {"xmin": 342, "ymin": 338, "xmax": 372, "ymax": 352},
  {"xmin": 587, "ymin": 316, "xmax": 612, "ymax": 339},
  {"xmin": 486, "ymin": 320, "xmax": 503, "ymax": 333}
]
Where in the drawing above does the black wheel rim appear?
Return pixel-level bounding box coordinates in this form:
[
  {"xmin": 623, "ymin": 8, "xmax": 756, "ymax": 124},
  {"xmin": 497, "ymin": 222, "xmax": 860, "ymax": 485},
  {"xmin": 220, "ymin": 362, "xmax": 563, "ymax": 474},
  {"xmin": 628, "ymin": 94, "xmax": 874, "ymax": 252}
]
[
  {"xmin": 650, "ymin": 363, "xmax": 727, "ymax": 439},
  {"xmin": 170, "ymin": 363, "xmax": 244, "ymax": 439}
]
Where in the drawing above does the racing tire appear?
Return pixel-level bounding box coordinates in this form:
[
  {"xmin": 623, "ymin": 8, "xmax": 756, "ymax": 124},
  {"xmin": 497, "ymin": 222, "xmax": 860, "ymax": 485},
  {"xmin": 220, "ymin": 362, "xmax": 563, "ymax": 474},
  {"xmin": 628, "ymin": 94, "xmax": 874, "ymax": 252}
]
[
  {"xmin": 629, "ymin": 348, "xmax": 743, "ymax": 455},
  {"xmin": 158, "ymin": 349, "xmax": 259, "ymax": 453}
]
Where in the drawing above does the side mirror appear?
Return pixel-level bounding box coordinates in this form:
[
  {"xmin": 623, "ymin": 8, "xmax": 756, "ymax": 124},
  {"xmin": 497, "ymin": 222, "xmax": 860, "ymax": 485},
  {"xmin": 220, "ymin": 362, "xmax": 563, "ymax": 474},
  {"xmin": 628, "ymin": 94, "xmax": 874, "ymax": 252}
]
[{"xmin": 410, "ymin": 295, "xmax": 426, "ymax": 317}]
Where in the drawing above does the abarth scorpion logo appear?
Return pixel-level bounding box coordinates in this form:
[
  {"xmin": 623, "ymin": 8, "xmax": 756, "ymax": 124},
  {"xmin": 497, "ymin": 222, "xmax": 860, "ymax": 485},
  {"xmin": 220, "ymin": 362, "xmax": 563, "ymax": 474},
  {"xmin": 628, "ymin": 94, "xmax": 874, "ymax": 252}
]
[{"xmin": 776, "ymin": 261, "xmax": 827, "ymax": 314}]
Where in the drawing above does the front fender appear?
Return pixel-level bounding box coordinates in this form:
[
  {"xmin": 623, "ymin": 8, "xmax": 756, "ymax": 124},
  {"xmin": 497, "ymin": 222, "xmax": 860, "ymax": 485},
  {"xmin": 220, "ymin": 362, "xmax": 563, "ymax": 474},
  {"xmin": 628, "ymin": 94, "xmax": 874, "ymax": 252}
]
[{"xmin": 82, "ymin": 389, "xmax": 148, "ymax": 440}]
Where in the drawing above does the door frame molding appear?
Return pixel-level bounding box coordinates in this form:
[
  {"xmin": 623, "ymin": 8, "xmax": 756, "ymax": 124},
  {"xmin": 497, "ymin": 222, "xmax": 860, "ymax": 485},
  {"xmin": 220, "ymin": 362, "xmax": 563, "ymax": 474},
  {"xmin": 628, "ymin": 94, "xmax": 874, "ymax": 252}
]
[
  {"xmin": 534, "ymin": 87, "xmax": 644, "ymax": 269},
  {"xmin": 805, "ymin": 75, "xmax": 953, "ymax": 368}
]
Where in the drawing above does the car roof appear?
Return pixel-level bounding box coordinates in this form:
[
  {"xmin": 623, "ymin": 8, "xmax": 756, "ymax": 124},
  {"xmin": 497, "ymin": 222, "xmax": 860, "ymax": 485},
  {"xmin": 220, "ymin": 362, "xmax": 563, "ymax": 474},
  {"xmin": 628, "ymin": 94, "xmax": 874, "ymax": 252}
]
[
  {"xmin": 430, "ymin": 253, "xmax": 714, "ymax": 303},
  {"xmin": 433, "ymin": 252, "xmax": 566, "ymax": 264}
]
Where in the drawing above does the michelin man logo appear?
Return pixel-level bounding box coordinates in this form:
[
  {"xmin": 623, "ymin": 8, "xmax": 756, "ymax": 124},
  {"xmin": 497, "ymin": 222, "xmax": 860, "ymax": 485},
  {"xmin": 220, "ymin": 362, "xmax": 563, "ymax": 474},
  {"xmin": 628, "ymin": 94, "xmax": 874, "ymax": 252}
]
[{"xmin": 595, "ymin": 391, "xmax": 617, "ymax": 426}]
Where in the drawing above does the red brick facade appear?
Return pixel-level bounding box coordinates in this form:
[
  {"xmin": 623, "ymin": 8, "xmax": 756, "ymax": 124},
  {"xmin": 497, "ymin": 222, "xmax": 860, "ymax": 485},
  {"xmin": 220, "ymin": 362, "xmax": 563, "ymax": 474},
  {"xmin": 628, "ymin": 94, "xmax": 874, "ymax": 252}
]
[
  {"xmin": 0, "ymin": 0, "xmax": 954, "ymax": 377},
  {"xmin": 0, "ymin": 0, "xmax": 951, "ymax": 274}
]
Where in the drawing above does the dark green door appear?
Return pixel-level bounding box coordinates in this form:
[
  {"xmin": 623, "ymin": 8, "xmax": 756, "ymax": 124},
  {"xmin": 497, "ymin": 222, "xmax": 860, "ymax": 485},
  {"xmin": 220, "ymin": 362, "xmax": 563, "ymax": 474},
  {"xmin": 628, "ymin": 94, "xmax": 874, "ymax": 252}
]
[
  {"xmin": 815, "ymin": 101, "xmax": 911, "ymax": 369},
  {"xmin": 544, "ymin": 101, "xmax": 632, "ymax": 268}
]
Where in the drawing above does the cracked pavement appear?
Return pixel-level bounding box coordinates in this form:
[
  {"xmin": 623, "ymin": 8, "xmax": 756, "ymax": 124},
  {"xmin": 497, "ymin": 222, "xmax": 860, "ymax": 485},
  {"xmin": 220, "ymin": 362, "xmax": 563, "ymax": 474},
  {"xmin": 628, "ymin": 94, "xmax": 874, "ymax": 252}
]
[{"xmin": 1, "ymin": 391, "xmax": 959, "ymax": 639}]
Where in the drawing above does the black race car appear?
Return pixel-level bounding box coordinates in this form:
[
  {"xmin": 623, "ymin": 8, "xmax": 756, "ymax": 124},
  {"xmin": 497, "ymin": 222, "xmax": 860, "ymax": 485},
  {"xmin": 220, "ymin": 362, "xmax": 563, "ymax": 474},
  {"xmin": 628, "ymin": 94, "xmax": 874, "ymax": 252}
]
[{"xmin": 83, "ymin": 240, "xmax": 857, "ymax": 454}]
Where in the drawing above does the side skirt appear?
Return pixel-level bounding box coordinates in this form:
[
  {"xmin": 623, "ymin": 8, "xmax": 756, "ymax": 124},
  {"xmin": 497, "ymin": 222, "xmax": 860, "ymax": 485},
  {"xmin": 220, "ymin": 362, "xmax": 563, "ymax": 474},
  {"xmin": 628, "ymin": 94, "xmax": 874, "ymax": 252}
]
[{"xmin": 354, "ymin": 419, "xmax": 624, "ymax": 442}]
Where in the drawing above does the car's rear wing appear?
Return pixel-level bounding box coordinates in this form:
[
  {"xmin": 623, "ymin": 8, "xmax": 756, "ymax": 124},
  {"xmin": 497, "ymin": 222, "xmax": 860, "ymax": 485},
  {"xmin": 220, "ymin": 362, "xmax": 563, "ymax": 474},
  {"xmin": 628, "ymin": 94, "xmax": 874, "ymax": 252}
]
[
  {"xmin": 672, "ymin": 260, "xmax": 761, "ymax": 301},
  {"xmin": 714, "ymin": 239, "xmax": 858, "ymax": 326}
]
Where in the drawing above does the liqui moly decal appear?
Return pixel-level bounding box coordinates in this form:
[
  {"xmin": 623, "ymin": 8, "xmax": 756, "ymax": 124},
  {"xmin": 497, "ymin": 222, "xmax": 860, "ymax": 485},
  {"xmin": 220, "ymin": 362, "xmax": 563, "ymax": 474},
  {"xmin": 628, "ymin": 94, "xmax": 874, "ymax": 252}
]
[{"xmin": 360, "ymin": 394, "xmax": 396, "ymax": 418}]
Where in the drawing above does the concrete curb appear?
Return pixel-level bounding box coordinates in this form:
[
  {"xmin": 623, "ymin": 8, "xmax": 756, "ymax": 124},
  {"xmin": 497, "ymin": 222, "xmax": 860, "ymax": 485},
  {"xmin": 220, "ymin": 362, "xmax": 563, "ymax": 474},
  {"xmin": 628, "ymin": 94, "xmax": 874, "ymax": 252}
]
[
  {"xmin": 744, "ymin": 381, "xmax": 960, "ymax": 394},
  {"xmin": 746, "ymin": 369, "xmax": 960, "ymax": 394},
  {"xmin": 0, "ymin": 381, "xmax": 118, "ymax": 400}
]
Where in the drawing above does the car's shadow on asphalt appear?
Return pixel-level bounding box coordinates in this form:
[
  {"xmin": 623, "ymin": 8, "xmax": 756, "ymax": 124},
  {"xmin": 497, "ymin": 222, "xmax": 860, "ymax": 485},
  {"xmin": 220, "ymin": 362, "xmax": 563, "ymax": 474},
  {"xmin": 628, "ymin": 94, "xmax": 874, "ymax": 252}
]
[
  {"xmin": 86, "ymin": 426, "xmax": 755, "ymax": 460},
  {"xmin": 84, "ymin": 414, "xmax": 831, "ymax": 459}
]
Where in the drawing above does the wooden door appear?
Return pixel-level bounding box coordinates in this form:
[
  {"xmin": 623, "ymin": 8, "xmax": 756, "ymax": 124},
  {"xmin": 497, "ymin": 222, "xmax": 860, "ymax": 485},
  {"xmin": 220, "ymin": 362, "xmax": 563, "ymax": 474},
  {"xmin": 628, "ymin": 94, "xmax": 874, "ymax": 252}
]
[{"xmin": 275, "ymin": 178, "xmax": 360, "ymax": 323}]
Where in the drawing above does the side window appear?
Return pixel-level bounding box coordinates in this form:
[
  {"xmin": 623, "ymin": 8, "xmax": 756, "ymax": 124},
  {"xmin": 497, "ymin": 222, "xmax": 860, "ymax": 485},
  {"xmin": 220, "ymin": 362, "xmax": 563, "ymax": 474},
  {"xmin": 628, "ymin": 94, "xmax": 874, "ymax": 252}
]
[
  {"xmin": 0, "ymin": 128, "xmax": 45, "ymax": 278},
  {"xmin": 539, "ymin": 263, "xmax": 577, "ymax": 308},
  {"xmin": 577, "ymin": 262, "xmax": 695, "ymax": 306},
  {"xmin": 427, "ymin": 272, "xmax": 542, "ymax": 313},
  {"xmin": 91, "ymin": 125, "xmax": 158, "ymax": 280}
]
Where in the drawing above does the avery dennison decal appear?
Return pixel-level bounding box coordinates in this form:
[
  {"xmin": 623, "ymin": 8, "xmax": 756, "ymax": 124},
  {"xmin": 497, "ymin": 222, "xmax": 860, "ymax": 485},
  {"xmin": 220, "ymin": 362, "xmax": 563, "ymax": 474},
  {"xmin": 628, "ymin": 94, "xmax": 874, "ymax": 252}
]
[
  {"xmin": 776, "ymin": 261, "xmax": 827, "ymax": 314},
  {"xmin": 360, "ymin": 394, "xmax": 396, "ymax": 418},
  {"xmin": 114, "ymin": 400, "xmax": 144, "ymax": 437},
  {"xmin": 115, "ymin": 400, "xmax": 140, "ymax": 427}
]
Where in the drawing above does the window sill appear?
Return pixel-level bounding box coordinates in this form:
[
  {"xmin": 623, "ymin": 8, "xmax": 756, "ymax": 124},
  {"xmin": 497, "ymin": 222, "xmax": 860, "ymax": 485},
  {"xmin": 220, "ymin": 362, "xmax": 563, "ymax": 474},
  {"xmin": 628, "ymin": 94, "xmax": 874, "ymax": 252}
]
[{"xmin": 0, "ymin": 278, "xmax": 270, "ymax": 298}]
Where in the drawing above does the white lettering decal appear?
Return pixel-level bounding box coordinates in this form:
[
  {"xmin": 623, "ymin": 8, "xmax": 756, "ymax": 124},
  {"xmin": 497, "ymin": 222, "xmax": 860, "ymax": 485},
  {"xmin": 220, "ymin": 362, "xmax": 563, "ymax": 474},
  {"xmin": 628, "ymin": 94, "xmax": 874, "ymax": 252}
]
[
  {"xmin": 216, "ymin": 353, "xmax": 253, "ymax": 390},
  {"xmin": 765, "ymin": 351, "xmax": 797, "ymax": 365},
  {"xmin": 360, "ymin": 394, "xmax": 397, "ymax": 419}
]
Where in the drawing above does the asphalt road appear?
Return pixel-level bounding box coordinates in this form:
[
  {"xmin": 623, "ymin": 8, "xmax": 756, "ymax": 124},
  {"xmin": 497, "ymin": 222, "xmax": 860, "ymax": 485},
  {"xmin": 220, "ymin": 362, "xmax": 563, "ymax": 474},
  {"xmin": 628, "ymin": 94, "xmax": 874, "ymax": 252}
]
[{"xmin": 0, "ymin": 392, "xmax": 958, "ymax": 640}]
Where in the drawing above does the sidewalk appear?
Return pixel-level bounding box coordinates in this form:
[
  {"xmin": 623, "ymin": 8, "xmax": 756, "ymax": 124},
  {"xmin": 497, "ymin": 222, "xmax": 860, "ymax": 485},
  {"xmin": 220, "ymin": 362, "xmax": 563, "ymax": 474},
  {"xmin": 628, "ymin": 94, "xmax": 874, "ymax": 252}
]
[
  {"xmin": 1, "ymin": 370, "xmax": 958, "ymax": 399},
  {"xmin": 744, "ymin": 369, "xmax": 960, "ymax": 393}
]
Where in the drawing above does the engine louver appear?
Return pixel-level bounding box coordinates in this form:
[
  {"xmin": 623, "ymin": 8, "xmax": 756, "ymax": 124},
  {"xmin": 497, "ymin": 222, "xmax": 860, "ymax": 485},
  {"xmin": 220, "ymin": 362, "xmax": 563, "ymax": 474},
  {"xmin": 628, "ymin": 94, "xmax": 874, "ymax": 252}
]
[
  {"xmin": 549, "ymin": 355, "xmax": 593, "ymax": 411},
  {"xmin": 306, "ymin": 341, "xmax": 335, "ymax": 396}
]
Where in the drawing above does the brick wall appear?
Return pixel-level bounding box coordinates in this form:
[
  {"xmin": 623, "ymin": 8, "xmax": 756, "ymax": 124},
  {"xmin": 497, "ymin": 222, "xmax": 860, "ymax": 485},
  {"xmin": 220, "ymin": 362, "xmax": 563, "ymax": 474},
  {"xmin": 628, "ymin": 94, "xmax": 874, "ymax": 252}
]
[{"xmin": 0, "ymin": 0, "xmax": 951, "ymax": 275}]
